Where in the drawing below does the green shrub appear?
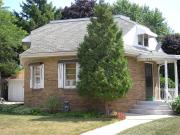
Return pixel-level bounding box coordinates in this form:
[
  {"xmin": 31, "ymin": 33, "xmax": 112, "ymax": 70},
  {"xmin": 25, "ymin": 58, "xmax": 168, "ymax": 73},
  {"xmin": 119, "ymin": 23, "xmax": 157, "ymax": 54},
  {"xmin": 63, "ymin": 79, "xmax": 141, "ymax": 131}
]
[
  {"xmin": 0, "ymin": 104, "xmax": 19, "ymax": 113},
  {"xmin": 11, "ymin": 106, "xmax": 43, "ymax": 115},
  {"xmin": 54, "ymin": 111, "xmax": 112, "ymax": 119},
  {"xmin": 47, "ymin": 96, "xmax": 61, "ymax": 113},
  {"xmin": 160, "ymin": 76, "xmax": 175, "ymax": 88},
  {"xmin": 0, "ymin": 104, "xmax": 43, "ymax": 115},
  {"xmin": 11, "ymin": 106, "xmax": 34, "ymax": 115},
  {"xmin": 171, "ymin": 96, "xmax": 180, "ymax": 114}
]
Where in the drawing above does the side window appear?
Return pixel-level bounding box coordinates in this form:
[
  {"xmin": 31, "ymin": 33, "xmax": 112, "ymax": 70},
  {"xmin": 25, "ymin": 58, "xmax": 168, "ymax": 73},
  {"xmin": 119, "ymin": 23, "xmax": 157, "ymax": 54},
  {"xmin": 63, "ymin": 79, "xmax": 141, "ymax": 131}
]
[
  {"xmin": 138, "ymin": 35, "xmax": 143, "ymax": 45},
  {"xmin": 144, "ymin": 34, "xmax": 149, "ymax": 47},
  {"xmin": 138, "ymin": 34, "xmax": 149, "ymax": 47},
  {"xmin": 30, "ymin": 64, "xmax": 44, "ymax": 89}
]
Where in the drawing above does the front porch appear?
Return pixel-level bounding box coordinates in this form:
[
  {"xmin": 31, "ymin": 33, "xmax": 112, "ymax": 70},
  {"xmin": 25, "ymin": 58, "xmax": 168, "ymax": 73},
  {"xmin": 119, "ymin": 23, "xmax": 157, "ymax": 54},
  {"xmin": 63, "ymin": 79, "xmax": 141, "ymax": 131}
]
[
  {"xmin": 159, "ymin": 60, "xmax": 178, "ymax": 102},
  {"xmin": 138, "ymin": 53, "xmax": 180, "ymax": 102}
]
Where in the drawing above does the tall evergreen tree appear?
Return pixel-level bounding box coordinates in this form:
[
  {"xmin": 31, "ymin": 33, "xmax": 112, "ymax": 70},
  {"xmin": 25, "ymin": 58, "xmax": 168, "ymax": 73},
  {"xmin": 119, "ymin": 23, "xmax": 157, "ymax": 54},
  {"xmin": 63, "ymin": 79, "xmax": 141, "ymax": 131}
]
[
  {"xmin": 14, "ymin": 0, "xmax": 56, "ymax": 33},
  {"xmin": 77, "ymin": 1, "xmax": 132, "ymax": 114},
  {"xmin": 0, "ymin": 4, "xmax": 26, "ymax": 77}
]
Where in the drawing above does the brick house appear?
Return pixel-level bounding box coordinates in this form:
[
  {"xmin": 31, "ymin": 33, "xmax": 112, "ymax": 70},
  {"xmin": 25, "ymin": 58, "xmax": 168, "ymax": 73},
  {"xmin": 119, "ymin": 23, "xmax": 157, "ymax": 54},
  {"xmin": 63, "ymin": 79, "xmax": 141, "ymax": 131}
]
[{"xmin": 20, "ymin": 15, "xmax": 180, "ymax": 113}]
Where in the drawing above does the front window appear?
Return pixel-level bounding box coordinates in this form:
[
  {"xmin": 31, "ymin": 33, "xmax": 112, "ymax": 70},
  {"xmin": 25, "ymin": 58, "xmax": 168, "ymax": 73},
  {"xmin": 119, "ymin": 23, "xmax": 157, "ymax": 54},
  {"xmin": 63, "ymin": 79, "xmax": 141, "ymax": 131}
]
[
  {"xmin": 58, "ymin": 62, "xmax": 79, "ymax": 89},
  {"xmin": 138, "ymin": 34, "xmax": 149, "ymax": 47},
  {"xmin": 30, "ymin": 64, "xmax": 44, "ymax": 89},
  {"xmin": 65, "ymin": 63, "xmax": 76, "ymax": 87}
]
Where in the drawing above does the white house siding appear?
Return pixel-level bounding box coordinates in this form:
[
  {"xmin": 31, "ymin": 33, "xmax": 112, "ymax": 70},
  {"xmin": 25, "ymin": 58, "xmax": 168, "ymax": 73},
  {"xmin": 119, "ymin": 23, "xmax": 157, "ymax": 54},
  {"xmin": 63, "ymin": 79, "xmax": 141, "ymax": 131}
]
[
  {"xmin": 8, "ymin": 79, "xmax": 24, "ymax": 102},
  {"xmin": 148, "ymin": 38, "xmax": 158, "ymax": 50},
  {"xmin": 123, "ymin": 26, "xmax": 137, "ymax": 46}
]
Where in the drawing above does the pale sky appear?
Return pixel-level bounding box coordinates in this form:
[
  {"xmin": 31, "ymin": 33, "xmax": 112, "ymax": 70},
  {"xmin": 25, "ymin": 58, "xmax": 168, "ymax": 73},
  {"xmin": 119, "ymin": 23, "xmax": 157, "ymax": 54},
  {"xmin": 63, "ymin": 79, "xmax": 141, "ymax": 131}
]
[{"xmin": 3, "ymin": 0, "xmax": 180, "ymax": 33}]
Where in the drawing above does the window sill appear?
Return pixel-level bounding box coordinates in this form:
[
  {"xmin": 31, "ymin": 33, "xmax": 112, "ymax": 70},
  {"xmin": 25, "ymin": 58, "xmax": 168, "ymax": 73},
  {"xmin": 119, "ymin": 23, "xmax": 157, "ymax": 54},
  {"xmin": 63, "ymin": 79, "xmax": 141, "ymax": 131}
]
[
  {"xmin": 134, "ymin": 45, "xmax": 149, "ymax": 49},
  {"xmin": 31, "ymin": 88, "xmax": 44, "ymax": 91},
  {"xmin": 58, "ymin": 87, "xmax": 77, "ymax": 90},
  {"xmin": 63, "ymin": 86, "xmax": 76, "ymax": 89}
]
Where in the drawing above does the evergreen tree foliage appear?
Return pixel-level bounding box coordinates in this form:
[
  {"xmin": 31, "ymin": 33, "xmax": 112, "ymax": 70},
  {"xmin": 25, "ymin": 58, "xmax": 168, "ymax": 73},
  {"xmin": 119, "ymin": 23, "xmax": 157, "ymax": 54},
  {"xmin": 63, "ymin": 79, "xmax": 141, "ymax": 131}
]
[
  {"xmin": 77, "ymin": 2, "xmax": 132, "ymax": 113},
  {"xmin": 61, "ymin": 0, "xmax": 96, "ymax": 19},
  {"xmin": 14, "ymin": 0, "xmax": 57, "ymax": 33},
  {"xmin": 0, "ymin": 5, "xmax": 26, "ymax": 77},
  {"xmin": 113, "ymin": 0, "xmax": 170, "ymax": 38}
]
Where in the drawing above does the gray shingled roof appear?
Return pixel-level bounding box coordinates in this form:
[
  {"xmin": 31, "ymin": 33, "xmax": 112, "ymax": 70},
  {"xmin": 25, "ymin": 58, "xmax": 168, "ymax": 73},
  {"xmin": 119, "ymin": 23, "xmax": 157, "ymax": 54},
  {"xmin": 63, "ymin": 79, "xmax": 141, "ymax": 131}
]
[
  {"xmin": 20, "ymin": 16, "xmax": 135, "ymax": 57},
  {"xmin": 20, "ymin": 15, "xmax": 180, "ymax": 61}
]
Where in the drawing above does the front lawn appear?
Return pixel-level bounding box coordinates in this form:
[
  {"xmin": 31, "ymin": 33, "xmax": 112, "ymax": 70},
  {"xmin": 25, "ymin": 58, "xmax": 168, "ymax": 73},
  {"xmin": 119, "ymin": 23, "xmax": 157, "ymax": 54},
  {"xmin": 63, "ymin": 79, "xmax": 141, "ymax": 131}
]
[
  {"xmin": 118, "ymin": 116, "xmax": 180, "ymax": 135},
  {"xmin": 0, "ymin": 113, "xmax": 116, "ymax": 135}
]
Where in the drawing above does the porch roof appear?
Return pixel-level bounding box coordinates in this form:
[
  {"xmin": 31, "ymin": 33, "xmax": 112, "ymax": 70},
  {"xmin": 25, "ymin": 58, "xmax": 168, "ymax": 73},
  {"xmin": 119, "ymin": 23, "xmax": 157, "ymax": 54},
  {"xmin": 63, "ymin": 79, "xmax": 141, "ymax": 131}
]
[{"xmin": 124, "ymin": 45, "xmax": 180, "ymax": 63}]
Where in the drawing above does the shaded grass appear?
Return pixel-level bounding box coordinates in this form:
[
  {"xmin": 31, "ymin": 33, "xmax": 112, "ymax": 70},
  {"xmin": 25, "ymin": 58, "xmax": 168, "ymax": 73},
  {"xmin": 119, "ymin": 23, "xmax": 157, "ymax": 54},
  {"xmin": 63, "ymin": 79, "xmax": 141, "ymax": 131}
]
[
  {"xmin": 0, "ymin": 114, "xmax": 117, "ymax": 135},
  {"xmin": 118, "ymin": 116, "xmax": 180, "ymax": 135}
]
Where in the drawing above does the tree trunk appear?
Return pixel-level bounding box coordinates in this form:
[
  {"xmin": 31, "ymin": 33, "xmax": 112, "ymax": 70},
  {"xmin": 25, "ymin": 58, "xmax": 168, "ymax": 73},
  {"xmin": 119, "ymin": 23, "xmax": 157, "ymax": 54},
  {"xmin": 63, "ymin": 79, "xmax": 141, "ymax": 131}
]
[{"xmin": 105, "ymin": 101, "xmax": 110, "ymax": 115}]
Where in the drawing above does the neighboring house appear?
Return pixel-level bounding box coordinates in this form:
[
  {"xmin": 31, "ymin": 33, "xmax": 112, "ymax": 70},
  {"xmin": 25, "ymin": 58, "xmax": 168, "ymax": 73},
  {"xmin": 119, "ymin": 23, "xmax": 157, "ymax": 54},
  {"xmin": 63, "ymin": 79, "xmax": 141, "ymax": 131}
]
[{"xmin": 20, "ymin": 15, "xmax": 180, "ymax": 112}]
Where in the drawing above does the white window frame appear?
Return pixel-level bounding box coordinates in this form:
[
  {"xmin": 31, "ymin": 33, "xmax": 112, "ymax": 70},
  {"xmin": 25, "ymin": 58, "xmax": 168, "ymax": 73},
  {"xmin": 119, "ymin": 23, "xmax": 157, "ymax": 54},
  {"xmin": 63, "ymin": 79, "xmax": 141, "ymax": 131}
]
[
  {"xmin": 30, "ymin": 64, "xmax": 44, "ymax": 89},
  {"xmin": 137, "ymin": 34, "xmax": 149, "ymax": 47},
  {"xmin": 58, "ymin": 62, "xmax": 80, "ymax": 89}
]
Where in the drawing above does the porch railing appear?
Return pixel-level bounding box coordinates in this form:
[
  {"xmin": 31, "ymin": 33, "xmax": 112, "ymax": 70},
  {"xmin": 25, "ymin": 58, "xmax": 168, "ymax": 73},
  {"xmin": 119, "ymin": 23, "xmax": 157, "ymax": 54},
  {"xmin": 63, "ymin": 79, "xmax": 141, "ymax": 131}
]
[{"xmin": 161, "ymin": 88, "xmax": 176, "ymax": 102}]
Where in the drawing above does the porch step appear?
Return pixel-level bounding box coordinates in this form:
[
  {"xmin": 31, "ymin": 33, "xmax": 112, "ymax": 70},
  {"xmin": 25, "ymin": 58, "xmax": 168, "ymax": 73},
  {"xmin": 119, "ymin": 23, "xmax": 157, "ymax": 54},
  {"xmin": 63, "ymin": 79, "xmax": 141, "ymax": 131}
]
[
  {"xmin": 132, "ymin": 104, "xmax": 171, "ymax": 110},
  {"xmin": 137, "ymin": 101, "xmax": 167, "ymax": 105},
  {"xmin": 129, "ymin": 108, "xmax": 173, "ymax": 115},
  {"xmin": 128, "ymin": 101, "xmax": 173, "ymax": 115}
]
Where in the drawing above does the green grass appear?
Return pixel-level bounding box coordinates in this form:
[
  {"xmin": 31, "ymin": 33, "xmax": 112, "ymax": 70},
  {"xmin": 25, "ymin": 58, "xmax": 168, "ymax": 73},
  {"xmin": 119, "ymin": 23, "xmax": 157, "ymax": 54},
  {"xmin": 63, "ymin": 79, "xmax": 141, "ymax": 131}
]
[
  {"xmin": 0, "ymin": 113, "xmax": 116, "ymax": 135},
  {"xmin": 118, "ymin": 116, "xmax": 180, "ymax": 135}
]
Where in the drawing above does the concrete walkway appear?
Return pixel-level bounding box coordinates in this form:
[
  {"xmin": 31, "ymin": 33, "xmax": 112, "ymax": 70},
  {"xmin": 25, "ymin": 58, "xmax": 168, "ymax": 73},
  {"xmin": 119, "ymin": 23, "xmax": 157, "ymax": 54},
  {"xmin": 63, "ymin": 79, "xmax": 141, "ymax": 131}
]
[{"xmin": 81, "ymin": 113, "xmax": 173, "ymax": 135}]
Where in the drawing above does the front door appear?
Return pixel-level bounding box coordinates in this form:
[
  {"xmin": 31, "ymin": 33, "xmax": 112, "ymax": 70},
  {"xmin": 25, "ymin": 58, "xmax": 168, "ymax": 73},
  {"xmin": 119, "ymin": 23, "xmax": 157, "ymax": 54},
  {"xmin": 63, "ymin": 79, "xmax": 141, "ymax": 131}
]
[{"xmin": 145, "ymin": 63, "xmax": 153, "ymax": 100}]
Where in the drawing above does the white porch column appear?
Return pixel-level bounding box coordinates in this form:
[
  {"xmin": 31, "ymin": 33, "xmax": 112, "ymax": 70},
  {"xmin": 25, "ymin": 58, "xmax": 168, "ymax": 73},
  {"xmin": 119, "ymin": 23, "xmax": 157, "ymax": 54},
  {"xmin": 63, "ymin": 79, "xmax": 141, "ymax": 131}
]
[
  {"xmin": 164, "ymin": 60, "xmax": 169, "ymax": 101},
  {"xmin": 174, "ymin": 60, "xmax": 179, "ymax": 97}
]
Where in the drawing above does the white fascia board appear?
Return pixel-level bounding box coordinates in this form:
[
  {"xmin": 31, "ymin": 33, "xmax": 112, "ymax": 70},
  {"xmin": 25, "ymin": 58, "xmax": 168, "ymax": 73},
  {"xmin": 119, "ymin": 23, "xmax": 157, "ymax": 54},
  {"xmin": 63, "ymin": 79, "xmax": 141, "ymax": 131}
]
[
  {"xmin": 22, "ymin": 36, "xmax": 31, "ymax": 43},
  {"xmin": 138, "ymin": 54, "xmax": 180, "ymax": 60}
]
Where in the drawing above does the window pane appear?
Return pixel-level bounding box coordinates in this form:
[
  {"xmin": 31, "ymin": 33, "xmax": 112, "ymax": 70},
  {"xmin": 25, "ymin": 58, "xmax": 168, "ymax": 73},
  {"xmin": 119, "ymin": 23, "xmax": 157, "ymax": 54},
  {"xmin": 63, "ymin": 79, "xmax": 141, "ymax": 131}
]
[
  {"xmin": 144, "ymin": 34, "xmax": 148, "ymax": 47},
  {"xmin": 66, "ymin": 74, "xmax": 76, "ymax": 79},
  {"xmin": 138, "ymin": 35, "xmax": 143, "ymax": 45},
  {"xmin": 65, "ymin": 63, "xmax": 76, "ymax": 87},
  {"xmin": 34, "ymin": 66, "xmax": 41, "ymax": 76},
  {"xmin": 65, "ymin": 80, "xmax": 76, "ymax": 86},
  {"xmin": 33, "ymin": 65, "xmax": 41, "ymax": 88},
  {"xmin": 66, "ymin": 63, "xmax": 76, "ymax": 68},
  {"xmin": 35, "ymin": 77, "xmax": 40, "ymax": 84},
  {"xmin": 66, "ymin": 68, "xmax": 76, "ymax": 74}
]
